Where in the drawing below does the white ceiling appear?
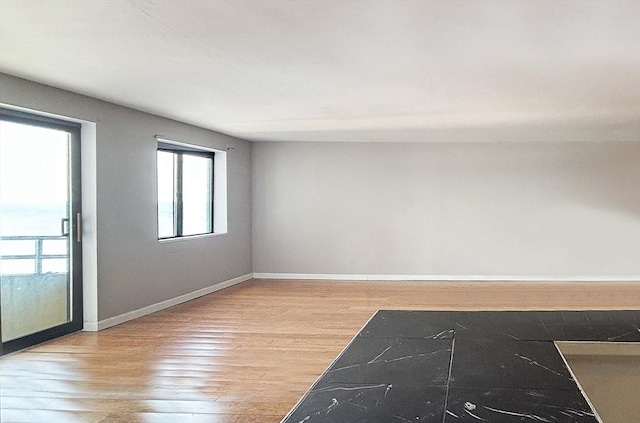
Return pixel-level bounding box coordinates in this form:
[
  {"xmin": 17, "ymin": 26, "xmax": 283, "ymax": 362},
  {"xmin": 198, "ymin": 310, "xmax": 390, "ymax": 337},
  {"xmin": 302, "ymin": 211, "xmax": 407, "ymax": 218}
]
[{"xmin": 1, "ymin": 0, "xmax": 639, "ymax": 142}]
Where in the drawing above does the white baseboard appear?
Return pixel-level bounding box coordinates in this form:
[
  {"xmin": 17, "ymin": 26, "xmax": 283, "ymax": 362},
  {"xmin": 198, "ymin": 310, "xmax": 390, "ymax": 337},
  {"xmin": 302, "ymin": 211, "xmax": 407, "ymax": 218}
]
[
  {"xmin": 81, "ymin": 272, "xmax": 638, "ymax": 331},
  {"xmin": 83, "ymin": 273, "xmax": 253, "ymax": 332},
  {"xmin": 253, "ymin": 273, "xmax": 640, "ymax": 282}
]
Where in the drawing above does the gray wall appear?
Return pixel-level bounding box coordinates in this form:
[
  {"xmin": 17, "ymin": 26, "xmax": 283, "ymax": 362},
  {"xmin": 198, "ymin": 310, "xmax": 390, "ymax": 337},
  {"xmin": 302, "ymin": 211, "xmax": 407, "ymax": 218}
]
[
  {"xmin": 0, "ymin": 74, "xmax": 252, "ymax": 320},
  {"xmin": 3, "ymin": 72, "xmax": 638, "ymax": 327},
  {"xmin": 252, "ymin": 142, "xmax": 640, "ymax": 278}
]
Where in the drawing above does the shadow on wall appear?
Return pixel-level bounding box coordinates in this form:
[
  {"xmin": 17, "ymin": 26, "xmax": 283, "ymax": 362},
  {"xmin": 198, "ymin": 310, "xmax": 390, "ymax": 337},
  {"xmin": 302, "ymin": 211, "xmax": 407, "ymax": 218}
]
[
  {"xmin": 556, "ymin": 142, "xmax": 640, "ymax": 219},
  {"xmin": 439, "ymin": 141, "xmax": 640, "ymax": 219}
]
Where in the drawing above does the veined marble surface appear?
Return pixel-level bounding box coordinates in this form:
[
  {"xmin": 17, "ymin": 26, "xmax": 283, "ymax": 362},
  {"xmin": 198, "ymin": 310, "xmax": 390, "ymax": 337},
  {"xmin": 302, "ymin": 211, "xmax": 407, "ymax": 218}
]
[{"xmin": 282, "ymin": 310, "xmax": 640, "ymax": 423}]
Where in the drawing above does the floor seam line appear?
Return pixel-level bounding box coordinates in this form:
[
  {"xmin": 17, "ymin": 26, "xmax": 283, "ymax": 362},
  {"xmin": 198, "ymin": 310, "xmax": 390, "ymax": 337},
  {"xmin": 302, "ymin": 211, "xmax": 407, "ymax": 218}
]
[{"xmin": 441, "ymin": 337, "xmax": 456, "ymax": 423}]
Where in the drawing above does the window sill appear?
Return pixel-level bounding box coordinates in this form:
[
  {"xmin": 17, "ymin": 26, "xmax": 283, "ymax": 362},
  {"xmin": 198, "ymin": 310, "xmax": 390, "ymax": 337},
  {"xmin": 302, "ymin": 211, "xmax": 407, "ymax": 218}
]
[{"xmin": 158, "ymin": 232, "xmax": 227, "ymax": 243}]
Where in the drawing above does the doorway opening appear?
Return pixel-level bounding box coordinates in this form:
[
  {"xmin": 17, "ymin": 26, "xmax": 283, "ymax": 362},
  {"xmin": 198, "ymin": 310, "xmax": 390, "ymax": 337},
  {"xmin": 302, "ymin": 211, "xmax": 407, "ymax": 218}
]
[{"xmin": 0, "ymin": 108, "xmax": 83, "ymax": 355}]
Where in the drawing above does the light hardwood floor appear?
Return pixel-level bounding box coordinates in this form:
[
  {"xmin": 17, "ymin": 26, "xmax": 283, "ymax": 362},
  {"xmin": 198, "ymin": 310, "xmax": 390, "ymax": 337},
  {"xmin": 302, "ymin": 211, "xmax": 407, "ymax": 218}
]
[{"xmin": 1, "ymin": 279, "xmax": 639, "ymax": 422}]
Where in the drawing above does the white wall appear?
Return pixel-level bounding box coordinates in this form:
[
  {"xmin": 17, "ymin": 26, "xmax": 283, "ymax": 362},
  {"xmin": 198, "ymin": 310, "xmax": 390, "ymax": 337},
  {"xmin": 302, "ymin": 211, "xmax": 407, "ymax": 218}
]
[
  {"xmin": 0, "ymin": 74, "xmax": 253, "ymax": 322},
  {"xmin": 252, "ymin": 141, "xmax": 640, "ymax": 279}
]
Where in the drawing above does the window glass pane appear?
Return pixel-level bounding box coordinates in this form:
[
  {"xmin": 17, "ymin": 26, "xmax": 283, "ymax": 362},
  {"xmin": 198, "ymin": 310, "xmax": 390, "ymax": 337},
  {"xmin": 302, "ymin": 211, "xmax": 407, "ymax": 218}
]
[
  {"xmin": 0, "ymin": 259, "xmax": 34, "ymax": 276},
  {"xmin": 182, "ymin": 154, "xmax": 212, "ymax": 236},
  {"xmin": 1, "ymin": 118, "xmax": 73, "ymax": 341},
  {"xmin": 157, "ymin": 151, "xmax": 176, "ymax": 238},
  {"xmin": 42, "ymin": 258, "xmax": 68, "ymax": 274},
  {"xmin": 42, "ymin": 239, "xmax": 67, "ymax": 255},
  {"xmin": 0, "ymin": 240, "xmax": 34, "ymax": 256},
  {"xmin": 0, "ymin": 121, "xmax": 69, "ymax": 237}
]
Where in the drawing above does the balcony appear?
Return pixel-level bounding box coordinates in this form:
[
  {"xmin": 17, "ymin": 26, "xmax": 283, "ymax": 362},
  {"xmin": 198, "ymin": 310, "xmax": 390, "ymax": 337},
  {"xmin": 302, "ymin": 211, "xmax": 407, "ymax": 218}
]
[{"xmin": 0, "ymin": 235, "xmax": 69, "ymax": 342}]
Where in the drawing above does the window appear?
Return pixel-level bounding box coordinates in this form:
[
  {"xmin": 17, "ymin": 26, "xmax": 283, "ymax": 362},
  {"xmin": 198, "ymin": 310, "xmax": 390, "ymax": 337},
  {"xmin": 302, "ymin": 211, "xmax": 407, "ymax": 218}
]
[{"xmin": 157, "ymin": 141, "xmax": 214, "ymax": 239}]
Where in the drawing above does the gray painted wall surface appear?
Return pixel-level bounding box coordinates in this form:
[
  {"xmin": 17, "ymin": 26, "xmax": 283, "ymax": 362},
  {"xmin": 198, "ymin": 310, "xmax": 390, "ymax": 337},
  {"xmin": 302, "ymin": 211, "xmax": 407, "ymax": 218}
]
[
  {"xmin": 252, "ymin": 142, "xmax": 640, "ymax": 278},
  {"xmin": 0, "ymin": 74, "xmax": 252, "ymax": 320},
  {"xmin": 2, "ymin": 72, "xmax": 638, "ymax": 327}
]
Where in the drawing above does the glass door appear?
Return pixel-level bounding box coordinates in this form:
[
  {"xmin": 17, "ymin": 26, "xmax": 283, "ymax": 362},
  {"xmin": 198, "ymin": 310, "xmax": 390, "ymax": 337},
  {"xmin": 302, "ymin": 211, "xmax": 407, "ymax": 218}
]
[{"xmin": 0, "ymin": 108, "xmax": 82, "ymax": 355}]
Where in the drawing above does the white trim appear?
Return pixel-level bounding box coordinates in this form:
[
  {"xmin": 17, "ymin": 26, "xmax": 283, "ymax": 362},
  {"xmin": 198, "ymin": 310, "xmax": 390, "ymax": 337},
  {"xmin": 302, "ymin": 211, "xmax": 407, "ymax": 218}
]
[
  {"xmin": 83, "ymin": 273, "xmax": 252, "ymax": 331},
  {"xmin": 253, "ymin": 273, "xmax": 640, "ymax": 282},
  {"xmin": 213, "ymin": 149, "xmax": 227, "ymax": 234},
  {"xmin": 83, "ymin": 321, "xmax": 99, "ymax": 332},
  {"xmin": 81, "ymin": 121, "xmax": 99, "ymax": 332},
  {"xmin": 155, "ymin": 136, "xmax": 220, "ymax": 154},
  {"xmin": 158, "ymin": 231, "xmax": 227, "ymax": 243},
  {"xmin": 0, "ymin": 102, "xmax": 88, "ymax": 125}
]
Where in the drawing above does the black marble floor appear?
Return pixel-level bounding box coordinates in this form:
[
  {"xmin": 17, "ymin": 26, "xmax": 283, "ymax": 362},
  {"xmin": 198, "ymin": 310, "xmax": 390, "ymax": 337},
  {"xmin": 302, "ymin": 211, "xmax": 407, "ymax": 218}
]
[{"xmin": 282, "ymin": 310, "xmax": 640, "ymax": 423}]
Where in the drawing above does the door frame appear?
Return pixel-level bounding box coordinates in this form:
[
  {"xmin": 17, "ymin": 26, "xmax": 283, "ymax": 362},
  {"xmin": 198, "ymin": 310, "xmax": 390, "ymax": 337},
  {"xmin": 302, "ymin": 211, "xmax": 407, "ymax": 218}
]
[{"xmin": 0, "ymin": 107, "xmax": 83, "ymax": 355}]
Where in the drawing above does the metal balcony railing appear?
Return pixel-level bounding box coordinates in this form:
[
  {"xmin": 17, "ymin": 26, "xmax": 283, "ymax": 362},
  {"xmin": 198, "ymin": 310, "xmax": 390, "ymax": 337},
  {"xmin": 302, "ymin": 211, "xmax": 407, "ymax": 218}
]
[{"xmin": 0, "ymin": 235, "xmax": 67, "ymax": 275}]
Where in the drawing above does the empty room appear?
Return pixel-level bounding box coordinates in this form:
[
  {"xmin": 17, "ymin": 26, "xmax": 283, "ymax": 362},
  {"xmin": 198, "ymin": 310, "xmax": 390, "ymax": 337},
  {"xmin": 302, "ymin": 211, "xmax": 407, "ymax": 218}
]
[{"xmin": 0, "ymin": 1, "xmax": 638, "ymax": 422}]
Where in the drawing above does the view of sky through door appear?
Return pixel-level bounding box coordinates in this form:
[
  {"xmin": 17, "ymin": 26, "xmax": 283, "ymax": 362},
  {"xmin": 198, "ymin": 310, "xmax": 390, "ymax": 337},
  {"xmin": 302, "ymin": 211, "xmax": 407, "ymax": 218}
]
[{"xmin": 1, "ymin": 120, "xmax": 71, "ymax": 341}]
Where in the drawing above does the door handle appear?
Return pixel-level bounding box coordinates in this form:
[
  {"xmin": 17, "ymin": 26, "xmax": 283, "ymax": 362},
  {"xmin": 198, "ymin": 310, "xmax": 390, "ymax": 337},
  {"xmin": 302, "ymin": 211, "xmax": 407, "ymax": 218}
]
[
  {"xmin": 61, "ymin": 217, "xmax": 70, "ymax": 236},
  {"xmin": 76, "ymin": 213, "xmax": 82, "ymax": 243}
]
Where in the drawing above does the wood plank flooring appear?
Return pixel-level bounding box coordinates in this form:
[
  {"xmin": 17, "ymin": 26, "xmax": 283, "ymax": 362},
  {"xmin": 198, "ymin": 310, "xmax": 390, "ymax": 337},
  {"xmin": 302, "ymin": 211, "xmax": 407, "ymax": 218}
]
[{"xmin": 1, "ymin": 279, "xmax": 639, "ymax": 422}]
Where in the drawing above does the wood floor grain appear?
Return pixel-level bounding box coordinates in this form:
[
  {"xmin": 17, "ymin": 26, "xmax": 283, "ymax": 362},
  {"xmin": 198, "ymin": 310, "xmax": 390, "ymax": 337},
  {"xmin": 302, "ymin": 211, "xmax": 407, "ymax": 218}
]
[{"xmin": 1, "ymin": 279, "xmax": 639, "ymax": 422}]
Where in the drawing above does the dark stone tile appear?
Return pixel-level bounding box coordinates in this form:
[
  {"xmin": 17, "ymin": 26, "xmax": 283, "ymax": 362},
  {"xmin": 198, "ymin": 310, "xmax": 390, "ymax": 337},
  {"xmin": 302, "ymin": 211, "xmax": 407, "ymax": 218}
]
[
  {"xmin": 283, "ymin": 383, "xmax": 446, "ymax": 423},
  {"xmin": 546, "ymin": 324, "xmax": 640, "ymax": 342},
  {"xmin": 539, "ymin": 310, "xmax": 640, "ymax": 326},
  {"xmin": 454, "ymin": 311, "xmax": 551, "ymax": 341},
  {"xmin": 321, "ymin": 337, "xmax": 452, "ymax": 386},
  {"xmin": 540, "ymin": 311, "xmax": 640, "ymax": 342},
  {"xmin": 284, "ymin": 310, "xmax": 640, "ymax": 423},
  {"xmin": 444, "ymin": 387, "xmax": 598, "ymax": 422},
  {"xmin": 609, "ymin": 310, "xmax": 640, "ymax": 324},
  {"xmin": 359, "ymin": 310, "xmax": 455, "ymax": 339},
  {"xmin": 450, "ymin": 339, "xmax": 578, "ymax": 390}
]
